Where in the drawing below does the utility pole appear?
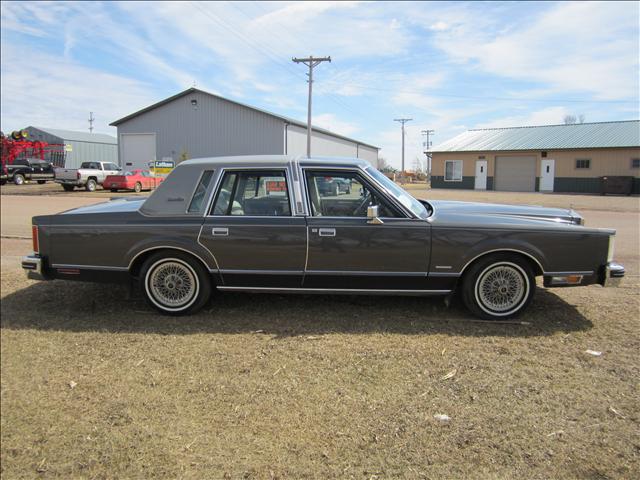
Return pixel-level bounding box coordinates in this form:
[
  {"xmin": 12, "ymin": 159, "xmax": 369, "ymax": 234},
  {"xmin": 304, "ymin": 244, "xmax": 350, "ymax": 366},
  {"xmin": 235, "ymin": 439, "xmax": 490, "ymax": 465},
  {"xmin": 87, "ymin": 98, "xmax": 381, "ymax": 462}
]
[
  {"xmin": 421, "ymin": 129, "xmax": 434, "ymax": 178},
  {"xmin": 88, "ymin": 112, "xmax": 95, "ymax": 133},
  {"xmin": 394, "ymin": 118, "xmax": 412, "ymax": 173},
  {"xmin": 292, "ymin": 56, "xmax": 331, "ymax": 157}
]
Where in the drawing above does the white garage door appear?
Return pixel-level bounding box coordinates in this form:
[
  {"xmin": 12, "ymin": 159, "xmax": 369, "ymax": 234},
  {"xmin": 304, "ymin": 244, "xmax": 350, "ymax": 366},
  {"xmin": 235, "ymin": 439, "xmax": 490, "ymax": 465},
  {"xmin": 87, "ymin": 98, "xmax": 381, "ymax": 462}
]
[
  {"xmin": 121, "ymin": 133, "xmax": 156, "ymax": 170},
  {"xmin": 495, "ymin": 156, "xmax": 536, "ymax": 192}
]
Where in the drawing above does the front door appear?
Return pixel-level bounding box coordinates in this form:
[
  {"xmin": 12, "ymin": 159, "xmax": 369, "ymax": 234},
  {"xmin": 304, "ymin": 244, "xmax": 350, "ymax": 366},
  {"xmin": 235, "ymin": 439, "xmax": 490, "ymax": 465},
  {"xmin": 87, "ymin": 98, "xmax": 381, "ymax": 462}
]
[
  {"xmin": 540, "ymin": 159, "xmax": 555, "ymax": 191},
  {"xmin": 303, "ymin": 169, "xmax": 430, "ymax": 290},
  {"xmin": 474, "ymin": 160, "xmax": 487, "ymax": 190},
  {"xmin": 200, "ymin": 169, "xmax": 307, "ymax": 287}
]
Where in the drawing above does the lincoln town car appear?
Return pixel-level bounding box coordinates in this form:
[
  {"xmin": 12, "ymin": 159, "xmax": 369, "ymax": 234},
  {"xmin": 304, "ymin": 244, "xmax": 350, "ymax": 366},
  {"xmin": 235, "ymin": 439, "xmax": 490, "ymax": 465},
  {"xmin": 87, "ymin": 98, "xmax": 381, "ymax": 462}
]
[{"xmin": 22, "ymin": 156, "xmax": 624, "ymax": 319}]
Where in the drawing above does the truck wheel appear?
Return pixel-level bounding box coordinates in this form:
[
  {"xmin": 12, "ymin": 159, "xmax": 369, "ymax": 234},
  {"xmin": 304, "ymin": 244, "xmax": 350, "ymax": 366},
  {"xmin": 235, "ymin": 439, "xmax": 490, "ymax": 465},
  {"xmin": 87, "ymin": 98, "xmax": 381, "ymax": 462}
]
[
  {"xmin": 62, "ymin": 185, "xmax": 75, "ymax": 192},
  {"xmin": 37, "ymin": 180, "xmax": 46, "ymax": 184},
  {"xmin": 13, "ymin": 174, "xmax": 25, "ymax": 185},
  {"xmin": 85, "ymin": 179, "xmax": 97, "ymax": 192},
  {"xmin": 139, "ymin": 251, "xmax": 211, "ymax": 315},
  {"xmin": 134, "ymin": 182, "xmax": 142, "ymax": 193},
  {"xmin": 461, "ymin": 253, "xmax": 535, "ymax": 320}
]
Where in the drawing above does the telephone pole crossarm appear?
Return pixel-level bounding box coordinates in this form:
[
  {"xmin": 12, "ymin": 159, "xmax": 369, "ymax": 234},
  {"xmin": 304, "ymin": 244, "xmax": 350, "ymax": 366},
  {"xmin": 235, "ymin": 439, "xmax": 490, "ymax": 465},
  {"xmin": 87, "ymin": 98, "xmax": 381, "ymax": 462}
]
[{"xmin": 292, "ymin": 56, "xmax": 332, "ymax": 158}]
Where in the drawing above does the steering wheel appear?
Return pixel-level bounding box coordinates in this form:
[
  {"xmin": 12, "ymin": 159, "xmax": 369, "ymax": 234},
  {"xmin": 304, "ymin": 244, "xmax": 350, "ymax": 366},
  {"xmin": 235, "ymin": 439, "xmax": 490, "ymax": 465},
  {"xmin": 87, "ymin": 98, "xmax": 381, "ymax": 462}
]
[{"xmin": 353, "ymin": 190, "xmax": 372, "ymax": 216}]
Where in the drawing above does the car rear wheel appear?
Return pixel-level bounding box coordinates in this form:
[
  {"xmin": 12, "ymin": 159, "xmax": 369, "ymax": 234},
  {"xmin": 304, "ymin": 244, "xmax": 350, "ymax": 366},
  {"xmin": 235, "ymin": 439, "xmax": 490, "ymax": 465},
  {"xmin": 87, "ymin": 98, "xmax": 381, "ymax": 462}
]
[
  {"xmin": 461, "ymin": 253, "xmax": 535, "ymax": 320},
  {"xmin": 139, "ymin": 251, "xmax": 211, "ymax": 315},
  {"xmin": 134, "ymin": 182, "xmax": 142, "ymax": 193},
  {"xmin": 62, "ymin": 185, "xmax": 75, "ymax": 192},
  {"xmin": 13, "ymin": 174, "xmax": 25, "ymax": 185},
  {"xmin": 85, "ymin": 179, "xmax": 97, "ymax": 192}
]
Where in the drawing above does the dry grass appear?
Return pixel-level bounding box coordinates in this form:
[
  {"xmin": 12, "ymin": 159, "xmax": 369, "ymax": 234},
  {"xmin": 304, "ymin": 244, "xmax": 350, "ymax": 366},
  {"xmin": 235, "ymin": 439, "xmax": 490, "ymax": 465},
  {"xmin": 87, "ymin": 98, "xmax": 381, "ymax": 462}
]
[{"xmin": 1, "ymin": 190, "xmax": 640, "ymax": 479}]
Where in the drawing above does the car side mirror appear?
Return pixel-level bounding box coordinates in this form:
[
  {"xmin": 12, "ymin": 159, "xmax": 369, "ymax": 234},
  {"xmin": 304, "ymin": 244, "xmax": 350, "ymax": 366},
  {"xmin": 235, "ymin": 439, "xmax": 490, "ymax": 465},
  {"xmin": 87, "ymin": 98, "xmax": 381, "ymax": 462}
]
[{"xmin": 367, "ymin": 205, "xmax": 384, "ymax": 225}]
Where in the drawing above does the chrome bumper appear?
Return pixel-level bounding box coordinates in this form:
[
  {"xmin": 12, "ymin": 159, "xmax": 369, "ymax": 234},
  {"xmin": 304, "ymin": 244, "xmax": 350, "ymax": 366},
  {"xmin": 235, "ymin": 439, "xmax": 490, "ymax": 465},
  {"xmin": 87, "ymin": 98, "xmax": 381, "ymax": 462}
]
[
  {"xmin": 603, "ymin": 262, "xmax": 625, "ymax": 287},
  {"xmin": 21, "ymin": 255, "xmax": 47, "ymax": 281}
]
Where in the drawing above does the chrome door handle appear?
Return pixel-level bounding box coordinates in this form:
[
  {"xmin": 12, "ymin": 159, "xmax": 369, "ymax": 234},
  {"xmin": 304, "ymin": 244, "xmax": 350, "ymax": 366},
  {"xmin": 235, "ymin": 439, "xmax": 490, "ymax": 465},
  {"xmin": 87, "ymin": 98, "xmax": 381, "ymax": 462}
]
[
  {"xmin": 212, "ymin": 227, "xmax": 229, "ymax": 236},
  {"xmin": 318, "ymin": 228, "xmax": 336, "ymax": 237}
]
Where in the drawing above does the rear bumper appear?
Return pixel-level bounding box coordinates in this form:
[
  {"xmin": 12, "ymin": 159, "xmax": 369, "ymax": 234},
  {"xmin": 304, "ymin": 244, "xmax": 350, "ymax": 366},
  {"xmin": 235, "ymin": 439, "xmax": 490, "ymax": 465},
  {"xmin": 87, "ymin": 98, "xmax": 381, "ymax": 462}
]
[
  {"xmin": 55, "ymin": 179, "xmax": 84, "ymax": 186},
  {"xmin": 21, "ymin": 254, "xmax": 49, "ymax": 281},
  {"xmin": 602, "ymin": 262, "xmax": 625, "ymax": 287}
]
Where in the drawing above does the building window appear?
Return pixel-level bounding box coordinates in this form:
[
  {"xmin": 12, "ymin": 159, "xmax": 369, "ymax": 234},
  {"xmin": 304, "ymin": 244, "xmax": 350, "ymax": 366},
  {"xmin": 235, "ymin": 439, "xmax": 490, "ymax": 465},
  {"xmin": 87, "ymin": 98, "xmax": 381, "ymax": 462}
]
[
  {"xmin": 445, "ymin": 160, "xmax": 463, "ymax": 181},
  {"xmin": 575, "ymin": 159, "xmax": 591, "ymax": 169},
  {"xmin": 632, "ymin": 158, "xmax": 640, "ymax": 169}
]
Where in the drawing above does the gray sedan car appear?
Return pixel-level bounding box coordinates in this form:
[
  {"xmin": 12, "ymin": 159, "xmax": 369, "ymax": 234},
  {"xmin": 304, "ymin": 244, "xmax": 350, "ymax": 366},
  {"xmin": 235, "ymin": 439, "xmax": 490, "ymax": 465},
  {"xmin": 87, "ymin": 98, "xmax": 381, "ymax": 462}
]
[{"xmin": 22, "ymin": 156, "xmax": 624, "ymax": 319}]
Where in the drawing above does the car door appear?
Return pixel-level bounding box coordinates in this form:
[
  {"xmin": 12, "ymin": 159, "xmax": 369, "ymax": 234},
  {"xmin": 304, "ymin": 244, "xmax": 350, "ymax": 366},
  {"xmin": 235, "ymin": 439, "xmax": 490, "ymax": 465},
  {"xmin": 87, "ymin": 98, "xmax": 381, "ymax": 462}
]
[
  {"xmin": 199, "ymin": 168, "xmax": 307, "ymax": 288},
  {"xmin": 303, "ymin": 169, "xmax": 431, "ymax": 290}
]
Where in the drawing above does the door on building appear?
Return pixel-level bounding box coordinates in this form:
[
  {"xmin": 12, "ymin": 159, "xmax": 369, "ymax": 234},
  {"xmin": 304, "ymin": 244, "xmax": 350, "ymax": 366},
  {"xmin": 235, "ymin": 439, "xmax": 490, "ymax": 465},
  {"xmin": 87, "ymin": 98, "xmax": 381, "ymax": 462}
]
[
  {"xmin": 494, "ymin": 156, "xmax": 536, "ymax": 191},
  {"xmin": 474, "ymin": 160, "xmax": 488, "ymax": 190},
  {"xmin": 121, "ymin": 133, "xmax": 156, "ymax": 170},
  {"xmin": 540, "ymin": 159, "xmax": 555, "ymax": 192}
]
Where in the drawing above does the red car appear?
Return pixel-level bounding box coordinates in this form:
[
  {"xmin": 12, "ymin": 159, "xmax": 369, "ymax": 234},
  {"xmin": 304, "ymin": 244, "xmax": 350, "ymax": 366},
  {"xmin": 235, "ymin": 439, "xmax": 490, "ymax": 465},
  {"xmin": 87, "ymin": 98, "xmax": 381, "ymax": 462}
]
[{"xmin": 103, "ymin": 169, "xmax": 164, "ymax": 193}]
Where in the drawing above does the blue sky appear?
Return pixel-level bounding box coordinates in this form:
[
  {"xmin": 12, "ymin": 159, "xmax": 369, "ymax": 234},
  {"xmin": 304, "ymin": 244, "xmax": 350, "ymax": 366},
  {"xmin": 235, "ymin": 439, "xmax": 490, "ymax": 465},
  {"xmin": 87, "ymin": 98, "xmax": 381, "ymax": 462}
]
[{"xmin": 1, "ymin": 1, "xmax": 638, "ymax": 169}]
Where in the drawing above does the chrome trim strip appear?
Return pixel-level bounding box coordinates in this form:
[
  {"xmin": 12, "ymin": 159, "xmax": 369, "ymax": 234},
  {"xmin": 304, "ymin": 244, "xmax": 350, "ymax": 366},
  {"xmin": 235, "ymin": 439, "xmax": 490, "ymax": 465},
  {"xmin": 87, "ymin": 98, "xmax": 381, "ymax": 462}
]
[
  {"xmin": 305, "ymin": 270, "xmax": 427, "ymax": 276},
  {"xmin": 459, "ymin": 248, "xmax": 545, "ymax": 276},
  {"xmin": 127, "ymin": 246, "xmax": 217, "ymax": 273},
  {"xmin": 220, "ymin": 269, "xmax": 302, "ymax": 275},
  {"xmin": 435, "ymin": 265, "xmax": 452, "ymax": 269},
  {"xmin": 543, "ymin": 271, "xmax": 594, "ymax": 276},
  {"xmin": 217, "ymin": 286, "xmax": 451, "ymax": 295},
  {"xmin": 51, "ymin": 263, "xmax": 128, "ymax": 271},
  {"xmin": 428, "ymin": 272, "xmax": 461, "ymax": 277}
]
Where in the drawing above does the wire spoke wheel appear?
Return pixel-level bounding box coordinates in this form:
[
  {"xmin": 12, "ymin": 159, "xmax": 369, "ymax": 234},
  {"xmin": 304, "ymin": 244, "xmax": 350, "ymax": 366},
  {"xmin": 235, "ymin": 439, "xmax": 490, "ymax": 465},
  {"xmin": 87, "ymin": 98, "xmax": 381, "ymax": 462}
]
[
  {"xmin": 475, "ymin": 263, "xmax": 528, "ymax": 314},
  {"xmin": 147, "ymin": 260, "xmax": 198, "ymax": 309}
]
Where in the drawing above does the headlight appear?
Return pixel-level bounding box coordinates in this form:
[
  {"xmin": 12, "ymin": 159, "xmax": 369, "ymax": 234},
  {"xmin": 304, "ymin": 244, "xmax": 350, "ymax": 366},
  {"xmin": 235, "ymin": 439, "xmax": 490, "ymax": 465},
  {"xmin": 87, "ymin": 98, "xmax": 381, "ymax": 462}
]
[{"xmin": 607, "ymin": 236, "xmax": 615, "ymax": 262}]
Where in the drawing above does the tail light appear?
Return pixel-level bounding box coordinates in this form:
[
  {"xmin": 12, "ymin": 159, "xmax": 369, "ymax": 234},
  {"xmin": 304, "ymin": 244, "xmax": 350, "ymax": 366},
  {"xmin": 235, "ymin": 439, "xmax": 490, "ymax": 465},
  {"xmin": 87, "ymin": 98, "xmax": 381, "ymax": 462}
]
[
  {"xmin": 77, "ymin": 171, "xmax": 81, "ymax": 179},
  {"xmin": 32, "ymin": 225, "xmax": 39, "ymax": 253}
]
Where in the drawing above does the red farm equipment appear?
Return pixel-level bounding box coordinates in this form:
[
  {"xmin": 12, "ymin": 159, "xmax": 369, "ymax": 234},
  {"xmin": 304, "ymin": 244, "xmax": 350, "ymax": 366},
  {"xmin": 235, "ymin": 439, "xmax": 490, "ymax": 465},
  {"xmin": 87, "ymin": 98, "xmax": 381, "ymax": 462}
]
[{"xmin": 1, "ymin": 130, "xmax": 66, "ymax": 183}]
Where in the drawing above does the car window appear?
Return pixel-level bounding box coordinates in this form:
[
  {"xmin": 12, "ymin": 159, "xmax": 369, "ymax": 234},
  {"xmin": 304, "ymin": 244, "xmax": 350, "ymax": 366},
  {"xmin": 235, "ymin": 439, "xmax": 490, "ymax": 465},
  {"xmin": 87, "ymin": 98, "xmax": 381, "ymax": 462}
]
[
  {"xmin": 211, "ymin": 170, "xmax": 291, "ymax": 216},
  {"xmin": 80, "ymin": 162, "xmax": 91, "ymax": 169},
  {"xmin": 106, "ymin": 163, "xmax": 119, "ymax": 170},
  {"xmin": 188, "ymin": 170, "xmax": 214, "ymax": 213},
  {"xmin": 304, "ymin": 170, "xmax": 400, "ymax": 218}
]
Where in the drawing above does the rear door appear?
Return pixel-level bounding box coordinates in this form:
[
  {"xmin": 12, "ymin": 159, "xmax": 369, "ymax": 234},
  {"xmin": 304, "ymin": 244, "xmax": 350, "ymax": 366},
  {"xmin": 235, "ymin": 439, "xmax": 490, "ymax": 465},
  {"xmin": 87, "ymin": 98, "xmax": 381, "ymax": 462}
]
[
  {"xmin": 200, "ymin": 168, "xmax": 307, "ymax": 287},
  {"xmin": 303, "ymin": 169, "xmax": 431, "ymax": 290}
]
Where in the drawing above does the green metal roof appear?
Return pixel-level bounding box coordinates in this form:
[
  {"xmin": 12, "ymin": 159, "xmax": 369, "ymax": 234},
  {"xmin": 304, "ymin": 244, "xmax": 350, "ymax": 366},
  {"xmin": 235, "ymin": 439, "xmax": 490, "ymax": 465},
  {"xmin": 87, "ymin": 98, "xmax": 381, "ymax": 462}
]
[{"xmin": 432, "ymin": 120, "xmax": 640, "ymax": 152}]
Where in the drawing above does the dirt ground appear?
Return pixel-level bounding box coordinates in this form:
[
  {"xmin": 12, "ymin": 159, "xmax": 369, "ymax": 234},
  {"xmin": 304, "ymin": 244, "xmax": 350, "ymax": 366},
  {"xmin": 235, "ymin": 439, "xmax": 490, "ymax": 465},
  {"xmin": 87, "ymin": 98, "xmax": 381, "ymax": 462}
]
[{"xmin": 1, "ymin": 191, "xmax": 639, "ymax": 479}]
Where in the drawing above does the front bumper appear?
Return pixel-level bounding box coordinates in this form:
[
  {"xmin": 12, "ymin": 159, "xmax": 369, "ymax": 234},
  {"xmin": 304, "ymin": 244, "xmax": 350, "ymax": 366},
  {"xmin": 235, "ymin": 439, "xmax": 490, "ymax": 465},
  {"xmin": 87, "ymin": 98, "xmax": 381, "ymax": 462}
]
[
  {"xmin": 21, "ymin": 254, "xmax": 48, "ymax": 281},
  {"xmin": 603, "ymin": 262, "xmax": 625, "ymax": 287}
]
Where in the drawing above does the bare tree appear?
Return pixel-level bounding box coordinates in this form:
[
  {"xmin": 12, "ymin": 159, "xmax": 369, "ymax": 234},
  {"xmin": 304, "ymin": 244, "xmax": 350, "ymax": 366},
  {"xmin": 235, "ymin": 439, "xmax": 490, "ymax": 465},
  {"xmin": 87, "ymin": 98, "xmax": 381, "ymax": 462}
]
[
  {"xmin": 564, "ymin": 114, "xmax": 586, "ymax": 125},
  {"xmin": 377, "ymin": 156, "xmax": 389, "ymax": 170}
]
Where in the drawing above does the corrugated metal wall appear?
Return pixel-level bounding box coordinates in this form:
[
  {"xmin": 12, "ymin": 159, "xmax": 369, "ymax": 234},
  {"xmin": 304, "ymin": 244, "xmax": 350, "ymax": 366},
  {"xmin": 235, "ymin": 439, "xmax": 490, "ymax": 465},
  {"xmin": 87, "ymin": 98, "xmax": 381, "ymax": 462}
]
[
  {"xmin": 115, "ymin": 91, "xmax": 284, "ymax": 165},
  {"xmin": 25, "ymin": 127, "xmax": 117, "ymax": 169},
  {"xmin": 286, "ymin": 124, "xmax": 379, "ymax": 167}
]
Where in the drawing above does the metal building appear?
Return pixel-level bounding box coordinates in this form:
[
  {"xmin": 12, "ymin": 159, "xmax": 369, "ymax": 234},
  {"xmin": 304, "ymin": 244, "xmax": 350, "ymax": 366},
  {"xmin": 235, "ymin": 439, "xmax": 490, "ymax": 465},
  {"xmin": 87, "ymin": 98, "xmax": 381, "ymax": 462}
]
[
  {"xmin": 110, "ymin": 88, "xmax": 379, "ymax": 170},
  {"xmin": 431, "ymin": 121, "xmax": 640, "ymax": 193},
  {"xmin": 25, "ymin": 126, "xmax": 118, "ymax": 169}
]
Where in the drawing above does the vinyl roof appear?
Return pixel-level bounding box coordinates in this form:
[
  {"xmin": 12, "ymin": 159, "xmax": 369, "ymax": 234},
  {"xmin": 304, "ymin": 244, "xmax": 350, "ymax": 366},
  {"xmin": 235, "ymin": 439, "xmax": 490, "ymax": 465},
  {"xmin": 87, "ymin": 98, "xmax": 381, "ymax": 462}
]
[
  {"xmin": 30, "ymin": 126, "xmax": 117, "ymax": 144},
  {"xmin": 110, "ymin": 88, "xmax": 379, "ymax": 149},
  {"xmin": 432, "ymin": 120, "xmax": 640, "ymax": 152}
]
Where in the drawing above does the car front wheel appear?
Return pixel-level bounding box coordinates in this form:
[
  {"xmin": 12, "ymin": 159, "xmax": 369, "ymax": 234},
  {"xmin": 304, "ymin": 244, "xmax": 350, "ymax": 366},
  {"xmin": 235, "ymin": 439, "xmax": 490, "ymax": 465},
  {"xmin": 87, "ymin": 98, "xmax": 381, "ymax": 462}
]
[
  {"xmin": 140, "ymin": 251, "xmax": 211, "ymax": 315},
  {"xmin": 461, "ymin": 253, "xmax": 535, "ymax": 320}
]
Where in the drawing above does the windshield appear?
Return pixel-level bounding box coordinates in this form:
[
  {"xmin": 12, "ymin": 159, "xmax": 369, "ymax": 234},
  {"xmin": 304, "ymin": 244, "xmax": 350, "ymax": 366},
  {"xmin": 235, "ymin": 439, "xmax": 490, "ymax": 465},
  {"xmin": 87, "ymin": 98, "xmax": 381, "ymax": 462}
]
[{"xmin": 366, "ymin": 167, "xmax": 430, "ymax": 219}]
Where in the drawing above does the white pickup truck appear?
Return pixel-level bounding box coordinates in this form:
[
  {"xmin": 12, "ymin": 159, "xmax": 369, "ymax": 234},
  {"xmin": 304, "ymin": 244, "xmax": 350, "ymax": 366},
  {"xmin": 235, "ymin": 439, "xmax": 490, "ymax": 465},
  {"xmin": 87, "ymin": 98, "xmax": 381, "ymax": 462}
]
[{"xmin": 55, "ymin": 161, "xmax": 121, "ymax": 192}]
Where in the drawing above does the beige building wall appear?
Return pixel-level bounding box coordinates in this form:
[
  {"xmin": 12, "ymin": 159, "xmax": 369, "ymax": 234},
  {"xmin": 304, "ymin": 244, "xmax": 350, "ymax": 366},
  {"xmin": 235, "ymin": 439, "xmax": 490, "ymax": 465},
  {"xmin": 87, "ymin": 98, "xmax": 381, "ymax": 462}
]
[{"xmin": 432, "ymin": 148, "xmax": 640, "ymax": 178}]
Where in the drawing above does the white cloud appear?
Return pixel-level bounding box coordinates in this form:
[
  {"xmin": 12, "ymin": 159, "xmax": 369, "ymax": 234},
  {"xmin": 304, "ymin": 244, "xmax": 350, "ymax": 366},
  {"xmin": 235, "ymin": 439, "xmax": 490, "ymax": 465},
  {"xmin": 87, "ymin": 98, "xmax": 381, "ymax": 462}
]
[
  {"xmin": 0, "ymin": 43, "xmax": 156, "ymax": 134},
  {"xmin": 428, "ymin": 1, "xmax": 639, "ymax": 100},
  {"xmin": 429, "ymin": 21, "xmax": 449, "ymax": 32},
  {"xmin": 475, "ymin": 106, "xmax": 571, "ymax": 129}
]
